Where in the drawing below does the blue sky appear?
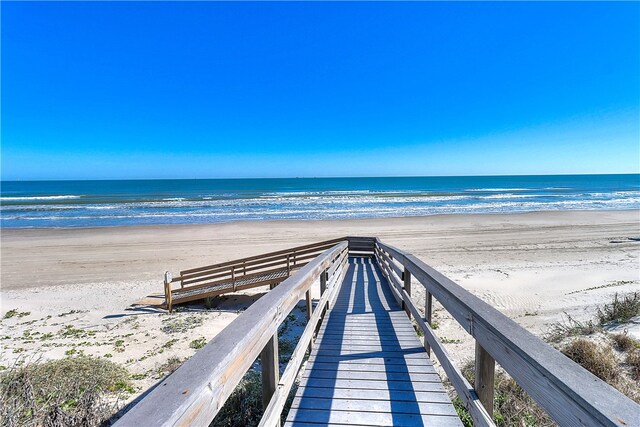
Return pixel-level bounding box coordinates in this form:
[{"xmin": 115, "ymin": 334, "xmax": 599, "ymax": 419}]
[{"xmin": 2, "ymin": 1, "xmax": 639, "ymax": 180}]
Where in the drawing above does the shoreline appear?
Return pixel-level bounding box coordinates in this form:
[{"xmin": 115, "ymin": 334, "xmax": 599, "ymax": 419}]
[
  {"xmin": 2, "ymin": 207, "xmax": 639, "ymax": 233},
  {"xmin": 2, "ymin": 209, "xmax": 639, "ymax": 292}
]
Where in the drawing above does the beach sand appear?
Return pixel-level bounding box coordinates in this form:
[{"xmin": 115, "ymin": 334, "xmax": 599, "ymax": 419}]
[{"xmin": 1, "ymin": 209, "xmax": 639, "ymax": 397}]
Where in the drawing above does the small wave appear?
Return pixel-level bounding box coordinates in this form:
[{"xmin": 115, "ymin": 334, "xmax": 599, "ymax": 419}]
[
  {"xmin": 465, "ymin": 188, "xmax": 530, "ymax": 192},
  {"xmin": 480, "ymin": 194, "xmax": 540, "ymax": 200},
  {"xmin": 0, "ymin": 195, "xmax": 83, "ymax": 201}
]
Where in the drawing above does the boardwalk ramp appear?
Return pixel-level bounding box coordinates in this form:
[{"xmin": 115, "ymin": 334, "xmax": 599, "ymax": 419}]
[{"xmin": 286, "ymin": 257, "xmax": 461, "ymax": 426}]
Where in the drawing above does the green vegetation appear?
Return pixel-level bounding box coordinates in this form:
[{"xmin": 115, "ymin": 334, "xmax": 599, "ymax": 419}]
[
  {"xmin": 596, "ymin": 292, "xmax": 640, "ymax": 325},
  {"xmin": 58, "ymin": 310, "xmax": 87, "ymax": 317},
  {"xmin": 453, "ymin": 363, "xmax": 553, "ymax": 427},
  {"xmin": 0, "ymin": 356, "xmax": 131, "ymax": 427},
  {"xmin": 162, "ymin": 338, "xmax": 179, "ymax": 349},
  {"xmin": 3, "ymin": 309, "xmax": 30, "ymax": 320},
  {"xmin": 545, "ymin": 313, "xmax": 598, "ymax": 343},
  {"xmin": 161, "ymin": 315, "xmax": 204, "ymax": 334},
  {"xmin": 190, "ymin": 338, "xmax": 207, "ymax": 350},
  {"xmin": 210, "ymin": 370, "xmax": 263, "ymax": 427}
]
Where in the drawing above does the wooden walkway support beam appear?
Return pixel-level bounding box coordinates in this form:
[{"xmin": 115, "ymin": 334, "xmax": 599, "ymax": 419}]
[
  {"xmin": 261, "ymin": 334, "xmax": 279, "ymax": 410},
  {"xmin": 475, "ymin": 343, "xmax": 495, "ymax": 416}
]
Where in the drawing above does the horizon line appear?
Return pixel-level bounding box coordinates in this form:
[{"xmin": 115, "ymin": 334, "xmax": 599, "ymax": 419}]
[{"xmin": 2, "ymin": 172, "xmax": 639, "ymax": 183}]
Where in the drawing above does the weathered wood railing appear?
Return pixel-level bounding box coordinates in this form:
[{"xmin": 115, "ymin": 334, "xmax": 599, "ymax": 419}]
[
  {"xmin": 374, "ymin": 239, "xmax": 639, "ymax": 427},
  {"xmin": 118, "ymin": 236, "xmax": 638, "ymax": 427},
  {"xmin": 117, "ymin": 240, "xmax": 351, "ymax": 427},
  {"xmin": 164, "ymin": 237, "xmax": 349, "ymax": 311}
]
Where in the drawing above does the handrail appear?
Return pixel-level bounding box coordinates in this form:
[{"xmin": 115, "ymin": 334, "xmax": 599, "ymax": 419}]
[
  {"xmin": 116, "ymin": 241, "xmax": 349, "ymax": 427},
  {"xmin": 163, "ymin": 237, "xmax": 352, "ymax": 311},
  {"xmin": 374, "ymin": 239, "xmax": 639, "ymax": 427}
]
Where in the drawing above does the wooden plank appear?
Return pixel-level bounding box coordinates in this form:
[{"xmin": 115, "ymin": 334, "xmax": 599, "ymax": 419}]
[
  {"xmin": 307, "ymin": 354, "xmax": 435, "ymax": 366},
  {"xmin": 304, "ymin": 342, "xmax": 425, "ymax": 352},
  {"xmin": 299, "ymin": 377, "xmax": 451, "ymax": 392},
  {"xmin": 315, "ymin": 337, "xmax": 423, "ymax": 345},
  {"xmin": 291, "ymin": 396, "xmax": 460, "ymax": 417},
  {"xmin": 288, "ymin": 256, "xmax": 461, "ymax": 427},
  {"xmin": 286, "ymin": 386, "xmax": 454, "ymax": 404},
  {"xmin": 302, "ymin": 369, "xmax": 442, "ymax": 383},
  {"xmin": 286, "ymin": 407, "xmax": 462, "ymax": 427},
  {"xmin": 306, "ymin": 361, "xmax": 436, "ymax": 374}
]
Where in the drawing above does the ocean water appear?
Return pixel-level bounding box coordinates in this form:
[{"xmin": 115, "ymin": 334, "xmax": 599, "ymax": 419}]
[{"xmin": 1, "ymin": 175, "xmax": 638, "ymax": 228}]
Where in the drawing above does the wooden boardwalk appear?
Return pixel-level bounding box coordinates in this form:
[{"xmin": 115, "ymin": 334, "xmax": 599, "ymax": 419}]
[
  {"xmin": 118, "ymin": 238, "xmax": 640, "ymax": 427},
  {"xmin": 285, "ymin": 257, "xmax": 462, "ymax": 427}
]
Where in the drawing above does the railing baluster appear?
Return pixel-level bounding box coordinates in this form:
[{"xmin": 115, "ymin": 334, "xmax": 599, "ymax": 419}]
[
  {"xmin": 305, "ymin": 289, "xmax": 313, "ymax": 352},
  {"xmin": 231, "ymin": 266, "xmax": 236, "ymax": 292},
  {"xmin": 164, "ymin": 271, "xmax": 173, "ymax": 313},
  {"xmin": 261, "ymin": 333, "xmax": 280, "ymax": 411},
  {"xmin": 474, "ymin": 342, "xmax": 495, "ymax": 417},
  {"xmin": 424, "ymin": 290, "xmax": 432, "ymax": 356},
  {"xmin": 403, "ymin": 267, "xmax": 412, "ymax": 318}
]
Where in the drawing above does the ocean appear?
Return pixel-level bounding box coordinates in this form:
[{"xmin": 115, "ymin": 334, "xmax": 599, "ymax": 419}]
[{"xmin": 1, "ymin": 175, "xmax": 638, "ymax": 228}]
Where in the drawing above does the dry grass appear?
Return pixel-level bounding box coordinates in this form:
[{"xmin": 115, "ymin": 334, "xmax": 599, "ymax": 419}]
[
  {"xmin": 612, "ymin": 332, "xmax": 640, "ymax": 352},
  {"xmin": 561, "ymin": 339, "xmax": 618, "ymax": 382},
  {"xmin": 0, "ymin": 356, "xmax": 132, "ymax": 427},
  {"xmin": 627, "ymin": 349, "xmax": 640, "ymax": 381}
]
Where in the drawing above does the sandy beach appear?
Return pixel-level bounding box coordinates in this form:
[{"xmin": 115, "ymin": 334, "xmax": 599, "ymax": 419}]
[{"xmin": 1, "ymin": 209, "xmax": 639, "ymax": 397}]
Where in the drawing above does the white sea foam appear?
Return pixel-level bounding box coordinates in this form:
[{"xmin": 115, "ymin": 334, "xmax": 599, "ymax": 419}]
[
  {"xmin": 0, "ymin": 195, "xmax": 83, "ymax": 201},
  {"xmin": 465, "ymin": 188, "xmax": 530, "ymax": 192}
]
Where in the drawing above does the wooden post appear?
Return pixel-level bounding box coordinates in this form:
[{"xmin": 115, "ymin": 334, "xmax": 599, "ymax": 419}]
[
  {"xmin": 261, "ymin": 334, "xmax": 279, "ymax": 410},
  {"xmin": 231, "ymin": 267, "xmax": 236, "ymax": 292},
  {"xmin": 403, "ymin": 268, "xmax": 412, "ymax": 318},
  {"xmin": 286, "ymin": 255, "xmax": 291, "ymax": 275},
  {"xmin": 424, "ymin": 291, "xmax": 432, "ymax": 356},
  {"xmin": 475, "ymin": 342, "xmax": 495, "ymax": 416},
  {"xmin": 317, "ymin": 269, "xmax": 329, "ymax": 333},
  {"xmin": 306, "ymin": 289, "xmax": 313, "ymax": 352},
  {"xmin": 305, "ymin": 290, "xmax": 312, "ymax": 321},
  {"xmin": 320, "ymin": 270, "xmax": 327, "ymax": 295},
  {"xmin": 164, "ymin": 271, "xmax": 173, "ymax": 313}
]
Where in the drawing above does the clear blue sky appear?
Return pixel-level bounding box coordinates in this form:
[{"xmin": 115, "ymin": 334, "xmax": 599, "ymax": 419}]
[{"xmin": 2, "ymin": 1, "xmax": 639, "ymax": 180}]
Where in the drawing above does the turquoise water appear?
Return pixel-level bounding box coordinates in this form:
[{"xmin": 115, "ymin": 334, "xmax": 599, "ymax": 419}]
[{"xmin": 1, "ymin": 175, "xmax": 638, "ymax": 228}]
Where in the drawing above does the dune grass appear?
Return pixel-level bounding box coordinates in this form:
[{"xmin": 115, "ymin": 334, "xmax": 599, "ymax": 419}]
[{"xmin": 0, "ymin": 355, "xmax": 132, "ymax": 427}]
